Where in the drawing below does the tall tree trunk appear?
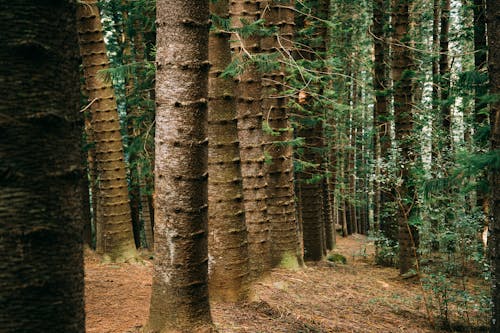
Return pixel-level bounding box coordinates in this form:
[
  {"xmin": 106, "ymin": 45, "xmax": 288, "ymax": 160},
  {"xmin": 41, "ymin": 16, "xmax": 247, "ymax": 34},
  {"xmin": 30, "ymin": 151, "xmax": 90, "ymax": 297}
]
[
  {"xmin": 486, "ymin": 1, "xmax": 500, "ymax": 331},
  {"xmin": 146, "ymin": 0, "xmax": 214, "ymax": 331},
  {"xmin": 474, "ymin": 0, "xmax": 487, "ymax": 128},
  {"xmin": 261, "ymin": 0, "xmax": 303, "ymax": 268},
  {"xmin": 392, "ymin": 0, "xmax": 416, "ymax": 275},
  {"xmin": 431, "ymin": 0, "xmax": 441, "ymax": 168},
  {"xmin": 231, "ymin": 0, "xmax": 272, "ymax": 278},
  {"xmin": 440, "ymin": 0, "xmax": 452, "ymax": 151},
  {"xmin": 76, "ymin": 1, "xmax": 137, "ymax": 262},
  {"xmin": 295, "ymin": 0, "xmax": 329, "ymax": 261},
  {"xmin": 0, "ymin": 1, "xmax": 85, "ymax": 331},
  {"xmin": 139, "ymin": 166, "xmax": 154, "ymax": 250},
  {"xmin": 208, "ymin": 0, "xmax": 250, "ymax": 302},
  {"xmin": 474, "ymin": 0, "xmax": 489, "ymax": 216},
  {"xmin": 373, "ymin": 0, "xmax": 390, "ymax": 235}
]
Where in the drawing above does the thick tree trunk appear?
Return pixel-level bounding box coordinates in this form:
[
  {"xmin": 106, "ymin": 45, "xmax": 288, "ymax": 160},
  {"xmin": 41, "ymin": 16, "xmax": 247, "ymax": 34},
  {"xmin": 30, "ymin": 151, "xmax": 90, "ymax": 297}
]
[
  {"xmin": 392, "ymin": 0, "xmax": 416, "ymax": 275},
  {"xmin": 230, "ymin": 0, "xmax": 273, "ymax": 278},
  {"xmin": 0, "ymin": 1, "xmax": 85, "ymax": 331},
  {"xmin": 76, "ymin": 1, "xmax": 137, "ymax": 262},
  {"xmin": 486, "ymin": 1, "xmax": 500, "ymax": 331},
  {"xmin": 261, "ymin": 0, "xmax": 303, "ymax": 268},
  {"xmin": 207, "ymin": 0, "xmax": 250, "ymax": 302},
  {"xmin": 146, "ymin": 0, "xmax": 214, "ymax": 331}
]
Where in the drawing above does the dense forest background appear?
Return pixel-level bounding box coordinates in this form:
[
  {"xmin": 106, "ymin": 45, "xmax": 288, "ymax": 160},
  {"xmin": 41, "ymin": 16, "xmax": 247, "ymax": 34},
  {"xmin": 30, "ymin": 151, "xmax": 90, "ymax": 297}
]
[{"xmin": 1, "ymin": 0, "xmax": 499, "ymax": 332}]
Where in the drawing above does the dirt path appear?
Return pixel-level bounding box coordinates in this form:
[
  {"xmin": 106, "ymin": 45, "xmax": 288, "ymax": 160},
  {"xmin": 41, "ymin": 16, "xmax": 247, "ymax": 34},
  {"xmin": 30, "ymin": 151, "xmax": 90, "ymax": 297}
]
[{"xmin": 85, "ymin": 235, "xmax": 436, "ymax": 332}]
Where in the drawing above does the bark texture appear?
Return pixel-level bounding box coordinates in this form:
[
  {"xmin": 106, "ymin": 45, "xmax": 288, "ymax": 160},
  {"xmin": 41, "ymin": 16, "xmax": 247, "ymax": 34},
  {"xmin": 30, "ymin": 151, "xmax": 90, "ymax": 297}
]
[
  {"xmin": 0, "ymin": 1, "xmax": 85, "ymax": 331},
  {"xmin": 392, "ymin": 0, "xmax": 416, "ymax": 275},
  {"xmin": 260, "ymin": 0, "xmax": 302, "ymax": 267},
  {"xmin": 208, "ymin": 0, "xmax": 250, "ymax": 302},
  {"xmin": 373, "ymin": 0, "xmax": 392, "ymax": 238},
  {"xmin": 230, "ymin": 0, "xmax": 272, "ymax": 278},
  {"xmin": 146, "ymin": 0, "xmax": 214, "ymax": 331},
  {"xmin": 295, "ymin": 0, "xmax": 330, "ymax": 261},
  {"xmin": 487, "ymin": 1, "xmax": 500, "ymax": 331},
  {"xmin": 77, "ymin": 1, "xmax": 137, "ymax": 262},
  {"xmin": 439, "ymin": 0, "xmax": 451, "ymax": 151}
]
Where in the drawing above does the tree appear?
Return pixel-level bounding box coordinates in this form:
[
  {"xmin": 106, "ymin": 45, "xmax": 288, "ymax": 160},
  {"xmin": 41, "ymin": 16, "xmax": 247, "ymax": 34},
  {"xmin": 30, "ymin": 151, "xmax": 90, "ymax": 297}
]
[
  {"xmin": 145, "ymin": 0, "xmax": 214, "ymax": 331},
  {"xmin": 487, "ymin": 0, "xmax": 500, "ymax": 330},
  {"xmin": 208, "ymin": 0, "xmax": 250, "ymax": 301},
  {"xmin": 230, "ymin": 0, "xmax": 273, "ymax": 278},
  {"xmin": 0, "ymin": 1, "xmax": 85, "ymax": 331},
  {"xmin": 391, "ymin": 0, "xmax": 416, "ymax": 275},
  {"xmin": 373, "ymin": 0, "xmax": 393, "ymax": 242},
  {"xmin": 260, "ymin": 0, "xmax": 303, "ymax": 267},
  {"xmin": 294, "ymin": 0, "xmax": 330, "ymax": 261},
  {"xmin": 76, "ymin": 0, "xmax": 137, "ymax": 262}
]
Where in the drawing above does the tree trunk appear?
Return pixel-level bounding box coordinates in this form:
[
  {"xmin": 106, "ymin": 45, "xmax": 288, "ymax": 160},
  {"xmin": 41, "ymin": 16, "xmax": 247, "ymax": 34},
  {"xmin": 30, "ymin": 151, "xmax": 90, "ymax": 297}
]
[
  {"xmin": 76, "ymin": 1, "xmax": 137, "ymax": 262},
  {"xmin": 261, "ymin": 0, "xmax": 303, "ymax": 268},
  {"xmin": 146, "ymin": 0, "xmax": 214, "ymax": 331},
  {"xmin": 486, "ymin": 1, "xmax": 500, "ymax": 331},
  {"xmin": 392, "ymin": 0, "xmax": 416, "ymax": 275},
  {"xmin": 440, "ymin": 0, "xmax": 452, "ymax": 151},
  {"xmin": 207, "ymin": 0, "xmax": 250, "ymax": 302},
  {"xmin": 231, "ymin": 0, "xmax": 273, "ymax": 278},
  {"xmin": 0, "ymin": 1, "xmax": 85, "ymax": 331}
]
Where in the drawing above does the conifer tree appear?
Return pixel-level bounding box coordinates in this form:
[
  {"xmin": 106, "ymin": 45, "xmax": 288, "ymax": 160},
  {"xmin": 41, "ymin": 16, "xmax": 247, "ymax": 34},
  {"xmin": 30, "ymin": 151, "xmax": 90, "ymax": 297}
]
[
  {"xmin": 0, "ymin": 1, "xmax": 85, "ymax": 331},
  {"xmin": 77, "ymin": 0, "xmax": 138, "ymax": 262},
  {"xmin": 487, "ymin": 0, "xmax": 500, "ymax": 330},
  {"xmin": 392, "ymin": 0, "xmax": 416, "ymax": 275},
  {"xmin": 230, "ymin": 0, "xmax": 273, "ymax": 278},
  {"xmin": 260, "ymin": 0, "xmax": 303, "ymax": 267},
  {"xmin": 208, "ymin": 0, "xmax": 250, "ymax": 301},
  {"xmin": 146, "ymin": 0, "xmax": 214, "ymax": 331}
]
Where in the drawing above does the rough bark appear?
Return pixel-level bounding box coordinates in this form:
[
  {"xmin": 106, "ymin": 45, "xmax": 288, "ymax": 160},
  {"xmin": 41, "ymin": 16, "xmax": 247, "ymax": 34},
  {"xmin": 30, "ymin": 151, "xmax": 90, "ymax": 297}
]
[
  {"xmin": 230, "ymin": 0, "xmax": 272, "ymax": 278},
  {"xmin": 392, "ymin": 0, "xmax": 416, "ymax": 275},
  {"xmin": 295, "ymin": 0, "xmax": 329, "ymax": 261},
  {"xmin": 0, "ymin": 1, "xmax": 85, "ymax": 331},
  {"xmin": 439, "ymin": 0, "xmax": 451, "ymax": 151},
  {"xmin": 487, "ymin": 1, "xmax": 500, "ymax": 331},
  {"xmin": 146, "ymin": 0, "xmax": 214, "ymax": 331},
  {"xmin": 474, "ymin": 0, "xmax": 487, "ymax": 127},
  {"xmin": 76, "ymin": 1, "xmax": 137, "ymax": 262},
  {"xmin": 208, "ymin": 0, "xmax": 250, "ymax": 302},
  {"xmin": 260, "ymin": 0, "xmax": 303, "ymax": 267}
]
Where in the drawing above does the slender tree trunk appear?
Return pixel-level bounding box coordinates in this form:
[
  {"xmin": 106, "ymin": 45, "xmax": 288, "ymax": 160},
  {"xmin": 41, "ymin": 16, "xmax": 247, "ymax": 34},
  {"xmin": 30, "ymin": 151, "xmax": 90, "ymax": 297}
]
[
  {"xmin": 261, "ymin": 0, "xmax": 303, "ymax": 268},
  {"xmin": 139, "ymin": 166, "xmax": 154, "ymax": 250},
  {"xmin": 76, "ymin": 1, "xmax": 137, "ymax": 262},
  {"xmin": 486, "ymin": 1, "xmax": 500, "ymax": 331},
  {"xmin": 146, "ymin": 0, "xmax": 214, "ymax": 331},
  {"xmin": 392, "ymin": 0, "xmax": 416, "ymax": 275},
  {"xmin": 474, "ymin": 0, "xmax": 489, "ymax": 216},
  {"xmin": 207, "ymin": 0, "xmax": 250, "ymax": 302},
  {"xmin": 0, "ymin": 1, "xmax": 85, "ymax": 331},
  {"xmin": 373, "ymin": 0, "xmax": 390, "ymax": 235},
  {"xmin": 231, "ymin": 0, "xmax": 272, "ymax": 278},
  {"xmin": 440, "ymin": 0, "xmax": 452, "ymax": 151},
  {"xmin": 431, "ymin": 0, "xmax": 440, "ymax": 166}
]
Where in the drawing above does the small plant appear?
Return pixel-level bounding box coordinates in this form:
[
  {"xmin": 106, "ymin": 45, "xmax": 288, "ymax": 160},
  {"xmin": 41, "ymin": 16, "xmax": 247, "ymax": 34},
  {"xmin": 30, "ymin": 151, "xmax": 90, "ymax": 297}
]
[{"xmin": 327, "ymin": 253, "xmax": 347, "ymax": 264}]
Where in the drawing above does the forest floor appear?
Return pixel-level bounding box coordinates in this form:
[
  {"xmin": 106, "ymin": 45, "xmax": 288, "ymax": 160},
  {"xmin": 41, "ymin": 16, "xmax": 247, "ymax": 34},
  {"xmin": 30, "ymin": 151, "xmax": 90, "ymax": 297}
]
[{"xmin": 85, "ymin": 235, "xmax": 488, "ymax": 333}]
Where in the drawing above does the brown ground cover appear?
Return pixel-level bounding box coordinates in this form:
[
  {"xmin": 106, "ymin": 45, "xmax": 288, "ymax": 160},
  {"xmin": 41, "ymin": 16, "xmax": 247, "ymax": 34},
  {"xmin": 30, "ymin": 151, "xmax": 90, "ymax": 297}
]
[{"xmin": 84, "ymin": 235, "xmax": 472, "ymax": 332}]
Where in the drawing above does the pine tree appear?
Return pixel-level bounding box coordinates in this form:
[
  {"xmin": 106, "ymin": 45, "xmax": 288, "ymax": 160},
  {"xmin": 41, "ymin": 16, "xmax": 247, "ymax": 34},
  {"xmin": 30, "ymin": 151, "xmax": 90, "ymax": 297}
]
[
  {"xmin": 0, "ymin": 1, "xmax": 85, "ymax": 331},
  {"xmin": 392, "ymin": 0, "xmax": 417, "ymax": 275},
  {"xmin": 230, "ymin": 0, "xmax": 273, "ymax": 278},
  {"xmin": 77, "ymin": 0, "xmax": 138, "ymax": 262},
  {"xmin": 208, "ymin": 0, "xmax": 250, "ymax": 301},
  {"xmin": 486, "ymin": 0, "xmax": 500, "ymax": 330},
  {"xmin": 145, "ymin": 0, "xmax": 214, "ymax": 331}
]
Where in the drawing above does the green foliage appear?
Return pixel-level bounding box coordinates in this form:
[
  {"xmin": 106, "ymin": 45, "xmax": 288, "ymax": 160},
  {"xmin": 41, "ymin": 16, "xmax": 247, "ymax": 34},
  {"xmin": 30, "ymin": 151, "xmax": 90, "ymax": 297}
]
[{"xmin": 327, "ymin": 253, "xmax": 347, "ymax": 264}]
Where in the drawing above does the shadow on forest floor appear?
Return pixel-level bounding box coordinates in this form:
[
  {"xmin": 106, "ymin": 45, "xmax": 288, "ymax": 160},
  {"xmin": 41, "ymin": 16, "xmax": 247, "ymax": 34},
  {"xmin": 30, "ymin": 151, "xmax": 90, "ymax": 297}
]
[{"xmin": 84, "ymin": 235, "xmax": 488, "ymax": 333}]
